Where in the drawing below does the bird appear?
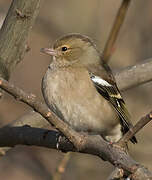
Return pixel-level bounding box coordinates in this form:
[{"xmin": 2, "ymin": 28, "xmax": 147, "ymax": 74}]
[{"xmin": 41, "ymin": 33, "xmax": 137, "ymax": 144}]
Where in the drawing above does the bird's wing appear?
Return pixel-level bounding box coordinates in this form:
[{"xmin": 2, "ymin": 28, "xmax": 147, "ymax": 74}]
[{"xmin": 90, "ymin": 73, "xmax": 137, "ymax": 144}]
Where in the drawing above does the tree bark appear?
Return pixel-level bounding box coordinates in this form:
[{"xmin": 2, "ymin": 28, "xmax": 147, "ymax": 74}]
[{"xmin": 0, "ymin": 0, "xmax": 42, "ymax": 79}]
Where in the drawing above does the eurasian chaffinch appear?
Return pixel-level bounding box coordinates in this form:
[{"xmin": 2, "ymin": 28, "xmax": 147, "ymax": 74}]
[{"xmin": 41, "ymin": 33, "xmax": 137, "ymax": 143}]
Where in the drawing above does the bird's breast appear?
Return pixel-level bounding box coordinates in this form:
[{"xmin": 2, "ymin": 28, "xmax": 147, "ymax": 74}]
[{"xmin": 42, "ymin": 67, "xmax": 119, "ymax": 136}]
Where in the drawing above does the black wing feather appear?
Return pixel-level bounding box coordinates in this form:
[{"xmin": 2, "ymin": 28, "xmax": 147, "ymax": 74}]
[{"xmin": 90, "ymin": 74, "xmax": 137, "ymax": 144}]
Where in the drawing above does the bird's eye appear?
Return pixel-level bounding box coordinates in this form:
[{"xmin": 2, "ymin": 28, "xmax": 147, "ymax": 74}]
[{"xmin": 61, "ymin": 46, "xmax": 68, "ymax": 51}]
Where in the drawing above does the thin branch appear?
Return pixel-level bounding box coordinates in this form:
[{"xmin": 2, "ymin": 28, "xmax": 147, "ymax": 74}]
[
  {"xmin": 118, "ymin": 111, "xmax": 152, "ymax": 146},
  {"xmin": 53, "ymin": 153, "xmax": 71, "ymax": 180},
  {"xmin": 102, "ymin": 0, "xmax": 131, "ymax": 62}
]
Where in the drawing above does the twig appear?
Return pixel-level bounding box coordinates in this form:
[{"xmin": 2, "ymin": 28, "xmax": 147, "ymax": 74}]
[
  {"xmin": 53, "ymin": 153, "xmax": 72, "ymax": 180},
  {"xmin": 118, "ymin": 111, "xmax": 152, "ymax": 146},
  {"xmin": 102, "ymin": 0, "xmax": 131, "ymax": 62}
]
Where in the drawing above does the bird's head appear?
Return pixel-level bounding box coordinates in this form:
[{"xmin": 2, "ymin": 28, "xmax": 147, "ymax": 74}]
[{"xmin": 41, "ymin": 33, "xmax": 101, "ymax": 67}]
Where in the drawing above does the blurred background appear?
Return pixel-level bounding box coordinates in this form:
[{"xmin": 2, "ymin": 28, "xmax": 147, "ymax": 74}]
[{"xmin": 0, "ymin": 0, "xmax": 152, "ymax": 179}]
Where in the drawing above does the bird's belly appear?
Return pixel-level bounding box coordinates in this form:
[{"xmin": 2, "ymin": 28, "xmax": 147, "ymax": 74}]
[{"xmin": 42, "ymin": 69, "xmax": 119, "ymax": 136}]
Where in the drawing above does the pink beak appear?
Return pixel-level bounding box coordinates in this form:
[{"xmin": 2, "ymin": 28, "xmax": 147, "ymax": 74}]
[{"xmin": 40, "ymin": 48, "xmax": 57, "ymax": 56}]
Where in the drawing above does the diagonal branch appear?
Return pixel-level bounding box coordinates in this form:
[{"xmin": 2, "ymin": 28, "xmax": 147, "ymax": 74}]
[
  {"xmin": 102, "ymin": 0, "xmax": 131, "ymax": 62},
  {"xmin": 53, "ymin": 152, "xmax": 72, "ymax": 180},
  {"xmin": 0, "ymin": 77, "xmax": 83, "ymax": 149},
  {"xmin": 118, "ymin": 111, "xmax": 152, "ymax": 146}
]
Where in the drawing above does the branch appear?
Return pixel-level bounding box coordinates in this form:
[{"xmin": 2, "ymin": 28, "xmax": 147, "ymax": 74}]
[
  {"xmin": 118, "ymin": 111, "xmax": 152, "ymax": 146},
  {"xmin": 102, "ymin": 0, "xmax": 131, "ymax": 62},
  {"xmin": 53, "ymin": 152, "xmax": 71, "ymax": 180},
  {"xmin": 0, "ymin": 126, "xmax": 151, "ymax": 179},
  {"xmin": 114, "ymin": 58, "xmax": 152, "ymax": 91},
  {"xmin": 0, "ymin": 0, "xmax": 42, "ymax": 79}
]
